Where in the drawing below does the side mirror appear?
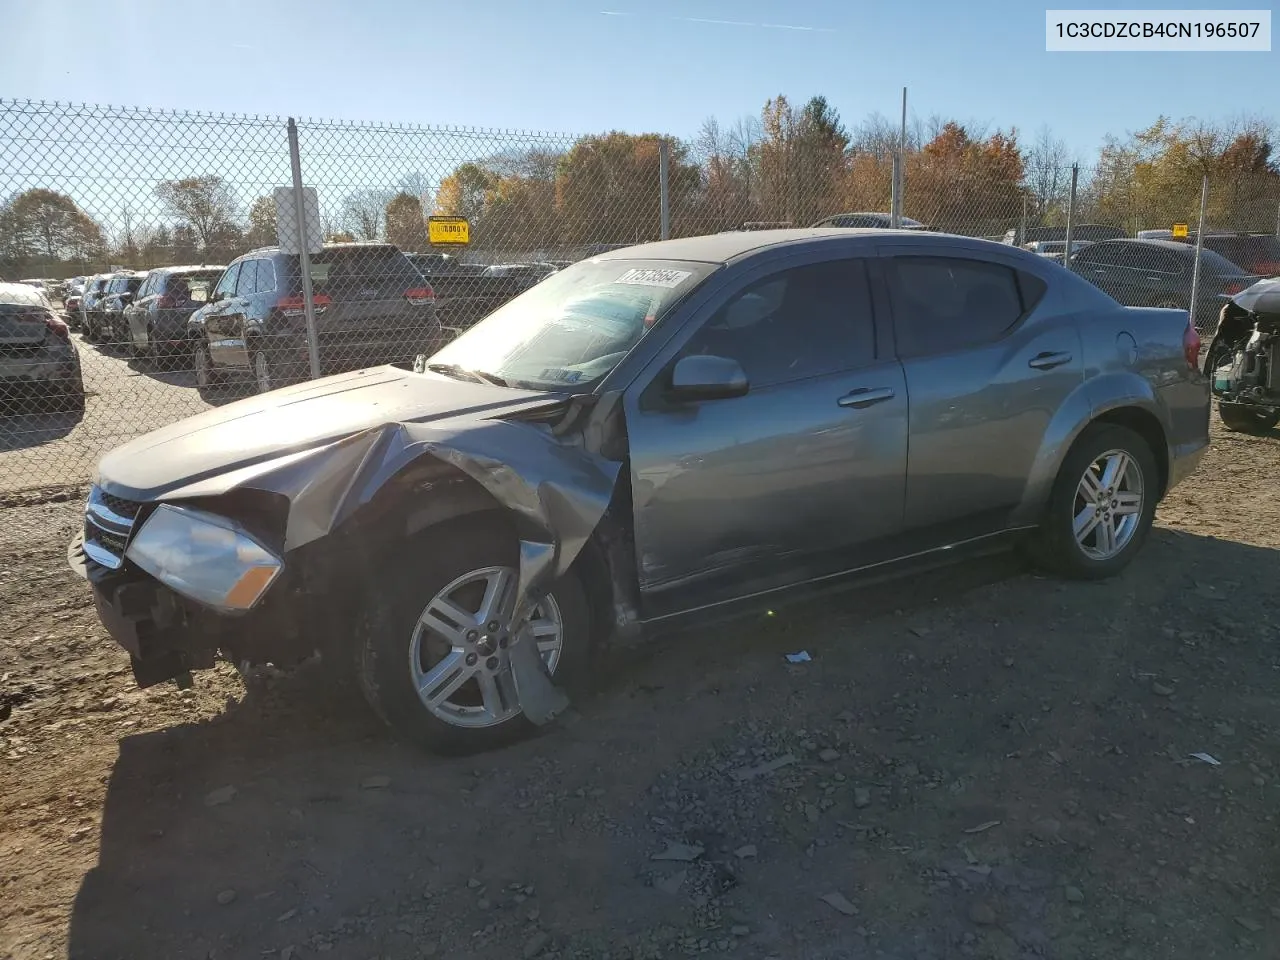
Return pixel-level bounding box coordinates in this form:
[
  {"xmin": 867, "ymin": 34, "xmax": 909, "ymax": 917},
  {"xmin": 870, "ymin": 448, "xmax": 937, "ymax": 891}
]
[
  {"xmin": 667, "ymin": 354, "xmax": 749, "ymax": 402},
  {"xmin": 208, "ymin": 290, "xmax": 222, "ymax": 303}
]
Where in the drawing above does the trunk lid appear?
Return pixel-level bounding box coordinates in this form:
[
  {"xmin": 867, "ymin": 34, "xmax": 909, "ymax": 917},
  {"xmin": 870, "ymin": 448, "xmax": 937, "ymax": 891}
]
[{"xmin": 0, "ymin": 304, "xmax": 51, "ymax": 347}]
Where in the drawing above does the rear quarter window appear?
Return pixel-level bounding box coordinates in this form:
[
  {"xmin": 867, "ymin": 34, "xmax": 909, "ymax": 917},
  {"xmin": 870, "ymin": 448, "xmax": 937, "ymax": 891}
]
[{"xmin": 887, "ymin": 255, "xmax": 1039, "ymax": 357}]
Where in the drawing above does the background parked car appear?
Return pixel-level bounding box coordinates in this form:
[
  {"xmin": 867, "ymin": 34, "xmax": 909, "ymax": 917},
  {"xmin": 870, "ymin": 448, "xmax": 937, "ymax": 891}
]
[
  {"xmin": 1068, "ymin": 238, "xmax": 1259, "ymax": 327},
  {"xmin": 1002, "ymin": 224, "xmax": 1126, "ymax": 246},
  {"xmin": 812, "ymin": 212, "xmax": 929, "ymax": 229},
  {"xmin": 1023, "ymin": 239, "xmax": 1094, "ymax": 260},
  {"xmin": 0, "ymin": 280, "xmax": 85, "ymax": 414},
  {"xmin": 1170, "ymin": 232, "xmax": 1280, "ymax": 278},
  {"xmin": 80, "ymin": 274, "xmax": 116, "ymax": 340},
  {"xmin": 98, "ymin": 271, "xmax": 146, "ymax": 344},
  {"xmin": 188, "ymin": 242, "xmax": 440, "ymax": 395},
  {"xmin": 123, "ymin": 265, "xmax": 223, "ymax": 365}
]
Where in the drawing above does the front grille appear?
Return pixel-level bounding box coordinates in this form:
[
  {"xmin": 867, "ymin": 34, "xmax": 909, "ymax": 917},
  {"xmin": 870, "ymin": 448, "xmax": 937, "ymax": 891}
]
[
  {"xmin": 98, "ymin": 489, "xmax": 141, "ymax": 521},
  {"xmin": 83, "ymin": 485, "xmax": 142, "ymax": 570}
]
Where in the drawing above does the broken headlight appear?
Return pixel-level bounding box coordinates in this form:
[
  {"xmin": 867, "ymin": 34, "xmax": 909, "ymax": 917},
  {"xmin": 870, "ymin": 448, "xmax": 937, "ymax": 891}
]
[{"xmin": 125, "ymin": 504, "xmax": 283, "ymax": 613}]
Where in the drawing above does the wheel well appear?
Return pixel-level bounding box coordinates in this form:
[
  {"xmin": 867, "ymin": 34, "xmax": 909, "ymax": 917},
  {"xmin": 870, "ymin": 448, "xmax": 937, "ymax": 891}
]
[{"xmin": 1092, "ymin": 406, "xmax": 1169, "ymax": 497}]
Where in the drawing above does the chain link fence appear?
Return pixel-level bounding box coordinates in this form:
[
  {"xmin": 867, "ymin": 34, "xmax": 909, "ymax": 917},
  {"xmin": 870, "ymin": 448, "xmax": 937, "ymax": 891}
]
[{"xmin": 2, "ymin": 98, "xmax": 1279, "ymax": 494}]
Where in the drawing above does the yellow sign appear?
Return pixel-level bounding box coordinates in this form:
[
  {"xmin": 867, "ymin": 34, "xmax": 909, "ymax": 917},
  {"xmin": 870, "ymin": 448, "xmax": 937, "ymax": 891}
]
[
  {"xmin": 1171, "ymin": 223, "xmax": 1189, "ymax": 238},
  {"xmin": 428, "ymin": 216, "xmax": 470, "ymax": 245}
]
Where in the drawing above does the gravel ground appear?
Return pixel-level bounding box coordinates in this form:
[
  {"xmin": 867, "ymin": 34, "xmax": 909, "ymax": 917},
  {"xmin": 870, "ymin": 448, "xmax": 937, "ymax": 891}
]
[{"xmin": 3, "ymin": 419, "xmax": 1280, "ymax": 960}]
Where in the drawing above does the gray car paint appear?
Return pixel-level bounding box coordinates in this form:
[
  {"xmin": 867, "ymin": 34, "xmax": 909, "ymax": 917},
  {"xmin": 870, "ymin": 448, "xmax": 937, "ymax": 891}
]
[{"xmin": 82, "ymin": 229, "xmax": 1210, "ymax": 724}]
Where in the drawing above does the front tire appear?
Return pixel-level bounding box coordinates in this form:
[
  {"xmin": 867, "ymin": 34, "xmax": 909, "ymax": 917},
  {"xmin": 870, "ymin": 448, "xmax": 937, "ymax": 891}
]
[
  {"xmin": 1028, "ymin": 423, "xmax": 1158, "ymax": 580},
  {"xmin": 356, "ymin": 517, "xmax": 591, "ymax": 755},
  {"xmin": 1218, "ymin": 401, "xmax": 1280, "ymax": 434}
]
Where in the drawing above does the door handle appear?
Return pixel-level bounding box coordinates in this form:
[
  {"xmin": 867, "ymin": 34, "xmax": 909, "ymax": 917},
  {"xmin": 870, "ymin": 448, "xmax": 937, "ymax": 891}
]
[
  {"xmin": 837, "ymin": 387, "xmax": 895, "ymax": 409},
  {"xmin": 1029, "ymin": 351, "xmax": 1072, "ymax": 371}
]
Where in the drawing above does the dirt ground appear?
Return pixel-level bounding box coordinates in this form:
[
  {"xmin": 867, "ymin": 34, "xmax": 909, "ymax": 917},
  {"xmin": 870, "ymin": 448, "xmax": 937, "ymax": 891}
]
[{"xmin": 3, "ymin": 419, "xmax": 1280, "ymax": 960}]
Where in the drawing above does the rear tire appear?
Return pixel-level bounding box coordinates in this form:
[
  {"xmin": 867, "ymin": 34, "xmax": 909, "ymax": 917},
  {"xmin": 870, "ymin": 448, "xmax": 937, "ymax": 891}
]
[
  {"xmin": 1218, "ymin": 401, "xmax": 1280, "ymax": 434},
  {"xmin": 1027, "ymin": 423, "xmax": 1158, "ymax": 580},
  {"xmin": 355, "ymin": 516, "xmax": 591, "ymax": 755},
  {"xmin": 192, "ymin": 340, "xmax": 219, "ymax": 396}
]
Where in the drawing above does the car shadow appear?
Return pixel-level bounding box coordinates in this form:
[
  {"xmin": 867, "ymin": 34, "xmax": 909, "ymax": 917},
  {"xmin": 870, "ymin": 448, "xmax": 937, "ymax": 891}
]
[
  {"xmin": 0, "ymin": 398, "xmax": 85, "ymax": 449},
  {"xmin": 66, "ymin": 529, "xmax": 1279, "ymax": 959}
]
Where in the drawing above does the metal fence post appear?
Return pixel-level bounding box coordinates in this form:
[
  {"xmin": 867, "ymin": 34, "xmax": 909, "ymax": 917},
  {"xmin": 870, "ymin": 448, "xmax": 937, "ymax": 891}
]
[
  {"xmin": 1062, "ymin": 164, "xmax": 1079, "ymax": 263},
  {"xmin": 1189, "ymin": 174, "xmax": 1210, "ymax": 330},
  {"xmin": 658, "ymin": 139, "xmax": 671, "ymax": 241},
  {"xmin": 1274, "ymin": 200, "xmax": 1279, "ymax": 238},
  {"xmin": 889, "ymin": 152, "xmax": 902, "ymax": 229},
  {"xmin": 287, "ymin": 118, "xmax": 322, "ymax": 380},
  {"xmin": 1020, "ymin": 196, "xmax": 1028, "ymax": 245}
]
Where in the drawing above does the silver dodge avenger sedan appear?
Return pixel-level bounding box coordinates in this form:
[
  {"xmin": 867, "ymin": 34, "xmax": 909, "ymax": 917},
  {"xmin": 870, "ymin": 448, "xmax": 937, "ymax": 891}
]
[{"xmin": 71, "ymin": 229, "xmax": 1209, "ymax": 754}]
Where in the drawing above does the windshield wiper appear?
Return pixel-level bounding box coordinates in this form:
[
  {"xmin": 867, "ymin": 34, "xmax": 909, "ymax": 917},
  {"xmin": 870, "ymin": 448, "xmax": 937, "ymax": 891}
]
[{"xmin": 425, "ymin": 362, "xmax": 508, "ymax": 387}]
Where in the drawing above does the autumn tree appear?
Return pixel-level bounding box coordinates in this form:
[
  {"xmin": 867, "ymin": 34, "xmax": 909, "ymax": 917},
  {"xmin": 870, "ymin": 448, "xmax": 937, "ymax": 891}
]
[
  {"xmin": 155, "ymin": 176, "xmax": 238, "ymax": 254},
  {"xmin": 904, "ymin": 122, "xmax": 1025, "ymax": 233},
  {"xmin": 384, "ymin": 192, "xmax": 429, "ymax": 250},
  {"xmin": 0, "ymin": 188, "xmax": 105, "ymax": 265},
  {"xmin": 555, "ymin": 132, "xmax": 699, "ymax": 245},
  {"xmin": 1078, "ymin": 117, "xmax": 1280, "ymax": 233},
  {"xmin": 433, "ymin": 163, "xmax": 495, "ymax": 224},
  {"xmin": 245, "ymin": 195, "xmax": 277, "ymax": 249},
  {"xmin": 754, "ymin": 95, "xmax": 851, "ymax": 226}
]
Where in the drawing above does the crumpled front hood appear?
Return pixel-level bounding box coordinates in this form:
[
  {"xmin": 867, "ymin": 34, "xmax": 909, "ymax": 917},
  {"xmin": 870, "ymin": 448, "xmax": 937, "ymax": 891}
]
[{"xmin": 97, "ymin": 366, "xmax": 560, "ymax": 500}]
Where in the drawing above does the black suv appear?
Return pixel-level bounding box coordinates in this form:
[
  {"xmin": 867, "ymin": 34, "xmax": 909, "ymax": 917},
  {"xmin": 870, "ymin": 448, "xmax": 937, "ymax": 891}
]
[{"xmin": 188, "ymin": 243, "xmax": 440, "ymax": 394}]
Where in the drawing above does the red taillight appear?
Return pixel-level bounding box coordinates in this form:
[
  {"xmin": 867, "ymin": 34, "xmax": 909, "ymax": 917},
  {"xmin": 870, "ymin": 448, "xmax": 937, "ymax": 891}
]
[
  {"xmin": 1183, "ymin": 321, "xmax": 1201, "ymax": 370},
  {"xmin": 45, "ymin": 315, "xmax": 70, "ymax": 340},
  {"xmin": 278, "ymin": 294, "xmax": 331, "ymax": 316},
  {"xmin": 1222, "ymin": 281, "xmax": 1248, "ymax": 296},
  {"xmin": 405, "ymin": 285, "xmax": 435, "ymax": 305}
]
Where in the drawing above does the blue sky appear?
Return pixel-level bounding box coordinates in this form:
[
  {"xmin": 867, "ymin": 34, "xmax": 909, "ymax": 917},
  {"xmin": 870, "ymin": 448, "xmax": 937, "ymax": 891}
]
[{"xmin": 3, "ymin": 0, "xmax": 1275, "ymax": 158}]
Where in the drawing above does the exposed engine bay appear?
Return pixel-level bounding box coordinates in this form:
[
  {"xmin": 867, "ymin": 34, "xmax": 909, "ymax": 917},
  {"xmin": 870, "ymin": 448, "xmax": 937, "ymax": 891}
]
[{"xmin": 1205, "ymin": 281, "xmax": 1280, "ymax": 433}]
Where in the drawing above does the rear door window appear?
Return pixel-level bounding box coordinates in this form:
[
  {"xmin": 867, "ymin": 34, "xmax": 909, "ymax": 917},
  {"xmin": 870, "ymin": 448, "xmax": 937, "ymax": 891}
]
[
  {"xmin": 886, "ymin": 256, "xmax": 1033, "ymax": 357},
  {"xmin": 254, "ymin": 260, "xmax": 277, "ymax": 294}
]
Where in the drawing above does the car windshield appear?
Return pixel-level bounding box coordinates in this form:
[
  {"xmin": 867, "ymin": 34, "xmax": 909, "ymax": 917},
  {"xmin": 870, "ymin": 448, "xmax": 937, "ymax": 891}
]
[{"xmin": 425, "ymin": 258, "xmax": 717, "ymax": 390}]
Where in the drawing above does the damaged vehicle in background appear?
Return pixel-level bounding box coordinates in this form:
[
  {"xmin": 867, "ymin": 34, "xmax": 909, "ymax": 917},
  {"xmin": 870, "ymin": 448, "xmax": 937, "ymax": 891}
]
[
  {"xmin": 70, "ymin": 229, "xmax": 1209, "ymax": 754},
  {"xmin": 1204, "ymin": 278, "xmax": 1280, "ymax": 433}
]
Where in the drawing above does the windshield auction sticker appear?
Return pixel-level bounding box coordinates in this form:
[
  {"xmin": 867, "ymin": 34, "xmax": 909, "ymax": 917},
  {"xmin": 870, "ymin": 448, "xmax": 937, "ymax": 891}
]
[
  {"xmin": 614, "ymin": 268, "xmax": 692, "ymax": 288},
  {"xmin": 1046, "ymin": 9, "xmax": 1271, "ymax": 50}
]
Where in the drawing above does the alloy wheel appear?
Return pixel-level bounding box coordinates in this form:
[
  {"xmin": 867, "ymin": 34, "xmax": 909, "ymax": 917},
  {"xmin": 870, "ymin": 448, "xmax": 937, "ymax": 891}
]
[
  {"xmin": 193, "ymin": 344, "xmax": 211, "ymax": 388},
  {"xmin": 1073, "ymin": 448, "xmax": 1144, "ymax": 560},
  {"xmin": 253, "ymin": 351, "xmax": 273, "ymax": 393},
  {"xmin": 408, "ymin": 565, "xmax": 563, "ymax": 728}
]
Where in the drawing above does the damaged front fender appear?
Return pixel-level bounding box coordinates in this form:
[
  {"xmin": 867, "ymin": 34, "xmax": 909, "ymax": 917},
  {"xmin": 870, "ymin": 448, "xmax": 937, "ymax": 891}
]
[{"xmin": 181, "ymin": 415, "xmax": 621, "ymax": 725}]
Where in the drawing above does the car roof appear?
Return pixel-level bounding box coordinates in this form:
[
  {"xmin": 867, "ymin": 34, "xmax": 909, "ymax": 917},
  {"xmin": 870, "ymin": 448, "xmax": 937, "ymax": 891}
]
[
  {"xmin": 0, "ymin": 281, "xmax": 51, "ymax": 305},
  {"xmin": 239, "ymin": 241, "xmax": 398, "ymax": 259},
  {"xmin": 1099, "ymin": 238, "xmax": 1192, "ymax": 252},
  {"xmin": 152, "ymin": 264, "xmax": 226, "ymax": 274},
  {"xmin": 594, "ymin": 228, "xmax": 1024, "ymax": 265}
]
